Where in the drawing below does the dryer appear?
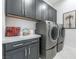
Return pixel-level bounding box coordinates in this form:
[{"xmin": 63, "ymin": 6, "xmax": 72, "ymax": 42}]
[
  {"xmin": 36, "ymin": 21, "xmax": 59, "ymax": 59},
  {"xmin": 57, "ymin": 24, "xmax": 65, "ymax": 52}
]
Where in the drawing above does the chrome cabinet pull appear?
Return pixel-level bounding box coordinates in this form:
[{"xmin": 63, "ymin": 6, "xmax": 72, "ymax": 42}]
[
  {"xmin": 32, "ymin": 40, "xmax": 37, "ymax": 43},
  {"xmin": 13, "ymin": 44, "xmax": 23, "ymax": 47},
  {"xmin": 29, "ymin": 48, "xmax": 30, "ymax": 55},
  {"xmin": 25, "ymin": 48, "xmax": 27, "ymax": 56}
]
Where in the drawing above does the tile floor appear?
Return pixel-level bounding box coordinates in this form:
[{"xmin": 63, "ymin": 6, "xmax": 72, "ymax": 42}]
[
  {"xmin": 54, "ymin": 46, "xmax": 76, "ymax": 59},
  {"xmin": 39, "ymin": 45, "xmax": 76, "ymax": 59}
]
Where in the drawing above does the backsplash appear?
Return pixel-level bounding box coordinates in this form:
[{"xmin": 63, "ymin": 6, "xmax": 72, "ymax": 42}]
[{"xmin": 6, "ymin": 17, "xmax": 36, "ymax": 36}]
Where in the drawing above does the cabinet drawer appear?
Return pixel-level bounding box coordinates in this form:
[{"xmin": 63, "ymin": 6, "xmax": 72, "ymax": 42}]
[
  {"xmin": 3, "ymin": 39, "xmax": 39, "ymax": 51},
  {"xmin": 24, "ymin": 39, "xmax": 39, "ymax": 46},
  {"xmin": 4, "ymin": 40, "xmax": 26, "ymax": 51}
]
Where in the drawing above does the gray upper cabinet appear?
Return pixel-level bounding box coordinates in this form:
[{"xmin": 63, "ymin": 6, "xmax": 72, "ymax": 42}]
[
  {"xmin": 48, "ymin": 6, "xmax": 57, "ymax": 23},
  {"xmin": 36, "ymin": 0, "xmax": 48, "ymax": 21},
  {"xmin": 48, "ymin": 6, "xmax": 53, "ymax": 21},
  {"xmin": 53, "ymin": 10, "xmax": 57, "ymax": 23},
  {"xmin": 6, "ymin": 0, "xmax": 22, "ymax": 16},
  {"xmin": 28, "ymin": 43, "xmax": 39, "ymax": 59},
  {"xmin": 41, "ymin": 1, "xmax": 48, "ymax": 21},
  {"xmin": 6, "ymin": 47, "xmax": 26, "ymax": 59},
  {"xmin": 5, "ymin": 43, "xmax": 39, "ymax": 59},
  {"xmin": 24, "ymin": 0, "xmax": 36, "ymax": 19},
  {"xmin": 6, "ymin": 0, "xmax": 36, "ymax": 19},
  {"xmin": 6, "ymin": 0, "xmax": 57, "ymax": 22},
  {"xmin": 36, "ymin": 0, "xmax": 42, "ymax": 20}
]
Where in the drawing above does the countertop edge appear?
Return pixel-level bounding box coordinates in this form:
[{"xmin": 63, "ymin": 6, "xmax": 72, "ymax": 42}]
[{"xmin": 2, "ymin": 34, "xmax": 41, "ymax": 44}]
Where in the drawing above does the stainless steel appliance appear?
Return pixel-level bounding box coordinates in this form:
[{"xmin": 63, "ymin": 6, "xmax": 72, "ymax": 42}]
[
  {"xmin": 57, "ymin": 24, "xmax": 65, "ymax": 52},
  {"xmin": 36, "ymin": 21, "xmax": 59, "ymax": 59}
]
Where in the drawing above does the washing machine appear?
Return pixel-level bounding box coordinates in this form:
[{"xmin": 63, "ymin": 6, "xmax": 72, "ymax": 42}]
[
  {"xmin": 36, "ymin": 21, "xmax": 59, "ymax": 59},
  {"xmin": 57, "ymin": 24, "xmax": 65, "ymax": 52}
]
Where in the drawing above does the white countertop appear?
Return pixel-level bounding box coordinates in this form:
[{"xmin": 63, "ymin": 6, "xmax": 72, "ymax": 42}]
[{"xmin": 2, "ymin": 34, "xmax": 41, "ymax": 44}]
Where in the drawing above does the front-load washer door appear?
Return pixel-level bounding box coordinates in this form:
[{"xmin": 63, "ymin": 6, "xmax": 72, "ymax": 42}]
[
  {"xmin": 51, "ymin": 27, "xmax": 58, "ymax": 40},
  {"xmin": 58, "ymin": 27, "xmax": 65, "ymax": 43},
  {"xmin": 49, "ymin": 26, "xmax": 58, "ymax": 46},
  {"xmin": 60, "ymin": 27, "xmax": 65, "ymax": 38},
  {"xmin": 46, "ymin": 22, "xmax": 59, "ymax": 49}
]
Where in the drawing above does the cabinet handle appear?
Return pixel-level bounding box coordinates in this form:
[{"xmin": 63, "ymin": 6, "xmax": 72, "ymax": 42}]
[
  {"xmin": 13, "ymin": 44, "xmax": 23, "ymax": 47},
  {"xmin": 29, "ymin": 48, "xmax": 30, "ymax": 55},
  {"xmin": 25, "ymin": 48, "xmax": 27, "ymax": 56},
  {"xmin": 32, "ymin": 40, "xmax": 37, "ymax": 43}
]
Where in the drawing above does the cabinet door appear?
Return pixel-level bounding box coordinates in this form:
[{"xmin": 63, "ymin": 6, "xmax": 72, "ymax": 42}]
[
  {"xmin": 5, "ymin": 47, "xmax": 27, "ymax": 59},
  {"xmin": 24, "ymin": 0, "xmax": 36, "ymax": 19},
  {"xmin": 48, "ymin": 6, "xmax": 57, "ymax": 23},
  {"xmin": 28, "ymin": 43, "xmax": 39, "ymax": 59},
  {"xmin": 36, "ymin": 0, "xmax": 42, "ymax": 20},
  {"xmin": 41, "ymin": 1, "xmax": 48, "ymax": 21},
  {"xmin": 6, "ymin": 0, "xmax": 22, "ymax": 16},
  {"xmin": 48, "ymin": 6, "xmax": 53, "ymax": 21},
  {"xmin": 36, "ymin": 0, "xmax": 48, "ymax": 21},
  {"xmin": 52, "ymin": 10, "xmax": 57, "ymax": 23},
  {"xmin": 50, "ymin": 8, "xmax": 57, "ymax": 22}
]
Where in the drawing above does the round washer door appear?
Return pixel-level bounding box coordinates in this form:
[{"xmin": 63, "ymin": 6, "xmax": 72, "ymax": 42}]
[
  {"xmin": 51, "ymin": 27, "xmax": 58, "ymax": 40},
  {"xmin": 60, "ymin": 27, "xmax": 65, "ymax": 38}
]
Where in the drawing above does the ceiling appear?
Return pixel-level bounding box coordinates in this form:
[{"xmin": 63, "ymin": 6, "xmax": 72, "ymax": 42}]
[{"xmin": 44, "ymin": 0, "xmax": 60, "ymax": 4}]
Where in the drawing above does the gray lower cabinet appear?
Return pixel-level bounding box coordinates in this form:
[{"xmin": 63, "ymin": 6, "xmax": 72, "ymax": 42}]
[
  {"xmin": 28, "ymin": 44, "xmax": 39, "ymax": 59},
  {"xmin": 6, "ymin": 47, "xmax": 26, "ymax": 59},
  {"xmin": 3, "ymin": 39, "xmax": 39, "ymax": 59}
]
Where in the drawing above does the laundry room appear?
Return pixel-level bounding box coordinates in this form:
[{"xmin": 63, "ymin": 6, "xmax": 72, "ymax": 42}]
[{"xmin": 1, "ymin": 0, "xmax": 76, "ymax": 59}]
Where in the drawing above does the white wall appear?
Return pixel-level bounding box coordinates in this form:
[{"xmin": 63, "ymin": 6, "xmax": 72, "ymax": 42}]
[
  {"xmin": 45, "ymin": 0, "xmax": 76, "ymax": 48},
  {"xmin": 53, "ymin": 0, "xmax": 76, "ymax": 48},
  {"xmin": 2, "ymin": 0, "xmax": 5, "ymax": 38},
  {"xmin": 6, "ymin": 17, "xmax": 36, "ymax": 35},
  {"xmin": 65, "ymin": 29, "xmax": 76, "ymax": 48},
  {"xmin": 52, "ymin": 0, "xmax": 76, "ymax": 24}
]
